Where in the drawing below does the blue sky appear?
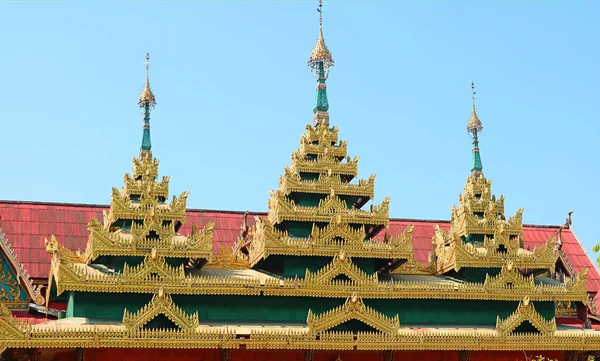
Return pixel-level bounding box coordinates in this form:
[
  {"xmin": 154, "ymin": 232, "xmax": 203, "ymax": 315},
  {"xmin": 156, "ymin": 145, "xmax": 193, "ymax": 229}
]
[{"xmin": 0, "ymin": 1, "xmax": 598, "ymax": 259}]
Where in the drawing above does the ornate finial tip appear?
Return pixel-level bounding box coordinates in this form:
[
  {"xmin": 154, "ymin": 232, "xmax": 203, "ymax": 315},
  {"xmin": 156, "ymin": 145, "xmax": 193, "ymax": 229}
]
[
  {"xmin": 139, "ymin": 53, "xmax": 156, "ymax": 107},
  {"xmin": 467, "ymin": 82, "xmax": 482, "ymax": 133},
  {"xmin": 467, "ymin": 106, "xmax": 483, "ymax": 133},
  {"xmin": 308, "ymin": 0, "xmax": 333, "ymax": 74},
  {"xmin": 308, "ymin": 32, "xmax": 334, "ymax": 72}
]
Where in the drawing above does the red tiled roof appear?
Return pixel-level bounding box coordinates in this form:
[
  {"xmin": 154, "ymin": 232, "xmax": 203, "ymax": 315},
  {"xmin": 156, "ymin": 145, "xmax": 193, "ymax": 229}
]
[{"xmin": 0, "ymin": 200, "xmax": 598, "ymax": 296}]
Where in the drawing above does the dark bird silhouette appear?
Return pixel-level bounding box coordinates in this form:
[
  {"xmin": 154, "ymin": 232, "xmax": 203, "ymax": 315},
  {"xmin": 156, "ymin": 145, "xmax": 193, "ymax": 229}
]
[{"xmin": 564, "ymin": 211, "xmax": 574, "ymax": 229}]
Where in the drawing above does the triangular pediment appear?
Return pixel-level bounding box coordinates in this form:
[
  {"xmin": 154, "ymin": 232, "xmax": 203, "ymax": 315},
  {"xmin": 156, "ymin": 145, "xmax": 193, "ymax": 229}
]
[
  {"xmin": 307, "ymin": 294, "xmax": 399, "ymax": 334},
  {"xmin": 121, "ymin": 252, "xmax": 185, "ymax": 280},
  {"xmin": 496, "ymin": 297, "xmax": 556, "ymax": 337},
  {"xmin": 304, "ymin": 251, "xmax": 378, "ymax": 286},
  {"xmin": 0, "ymin": 231, "xmax": 44, "ymax": 308},
  {"xmin": 123, "ymin": 289, "xmax": 199, "ymax": 333}
]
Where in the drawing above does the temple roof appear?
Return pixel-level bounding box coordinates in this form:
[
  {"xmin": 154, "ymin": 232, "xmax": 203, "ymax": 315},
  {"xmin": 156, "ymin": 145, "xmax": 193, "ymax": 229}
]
[{"xmin": 0, "ymin": 200, "xmax": 598, "ymax": 296}]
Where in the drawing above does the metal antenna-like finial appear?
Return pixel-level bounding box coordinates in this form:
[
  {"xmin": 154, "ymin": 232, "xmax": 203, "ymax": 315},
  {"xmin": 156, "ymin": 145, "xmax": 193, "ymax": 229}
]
[
  {"xmin": 144, "ymin": 53, "xmax": 150, "ymax": 75},
  {"xmin": 139, "ymin": 52, "xmax": 156, "ymax": 107},
  {"xmin": 309, "ymin": 0, "xmax": 333, "ymax": 76},
  {"xmin": 139, "ymin": 52, "xmax": 156, "ymax": 156},
  {"xmin": 467, "ymin": 82, "xmax": 483, "ymax": 177},
  {"xmin": 318, "ymin": 0, "xmax": 323, "ymax": 28}
]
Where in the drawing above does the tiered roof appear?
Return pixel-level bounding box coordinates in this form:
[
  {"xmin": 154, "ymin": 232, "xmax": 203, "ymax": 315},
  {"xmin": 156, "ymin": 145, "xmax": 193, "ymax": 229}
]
[{"xmin": 1, "ymin": 1, "xmax": 600, "ymax": 355}]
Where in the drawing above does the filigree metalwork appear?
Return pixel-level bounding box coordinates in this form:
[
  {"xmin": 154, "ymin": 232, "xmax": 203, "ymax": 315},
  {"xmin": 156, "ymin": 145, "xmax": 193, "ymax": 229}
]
[
  {"xmin": 304, "ymin": 251, "xmax": 378, "ymax": 285},
  {"xmin": 204, "ymin": 244, "xmax": 250, "ymax": 270},
  {"xmin": 250, "ymin": 216, "xmax": 411, "ymax": 265},
  {"xmin": 0, "ymin": 230, "xmax": 44, "ymax": 307},
  {"xmin": 81, "ymin": 154, "xmax": 214, "ymax": 262},
  {"xmin": 433, "ymin": 223, "xmax": 555, "ymax": 273},
  {"xmin": 555, "ymin": 301, "xmax": 578, "ymax": 317},
  {"xmin": 267, "ymin": 191, "xmax": 389, "ymax": 226},
  {"xmin": 496, "ymin": 297, "xmax": 557, "ymax": 337},
  {"xmin": 1, "ymin": 306, "xmax": 600, "ymax": 351},
  {"xmin": 0, "ymin": 303, "xmax": 30, "ymax": 340},
  {"xmin": 47, "ymin": 241, "xmax": 261, "ymax": 296},
  {"xmin": 122, "ymin": 289, "xmax": 199, "ymax": 333},
  {"xmin": 84, "ymin": 217, "xmax": 214, "ymax": 261},
  {"xmin": 450, "ymin": 175, "xmax": 521, "ymax": 238},
  {"xmin": 279, "ymin": 169, "xmax": 374, "ymax": 199},
  {"xmin": 307, "ymin": 294, "xmax": 400, "ymax": 334}
]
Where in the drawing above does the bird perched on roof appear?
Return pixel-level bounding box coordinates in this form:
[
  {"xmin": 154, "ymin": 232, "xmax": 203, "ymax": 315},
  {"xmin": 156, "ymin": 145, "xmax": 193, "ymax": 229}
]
[{"xmin": 564, "ymin": 211, "xmax": 574, "ymax": 229}]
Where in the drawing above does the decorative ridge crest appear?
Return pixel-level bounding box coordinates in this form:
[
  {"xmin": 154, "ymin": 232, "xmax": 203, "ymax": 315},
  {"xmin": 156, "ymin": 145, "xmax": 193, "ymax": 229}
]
[
  {"xmin": 496, "ymin": 297, "xmax": 556, "ymax": 337},
  {"xmin": 204, "ymin": 244, "xmax": 251, "ymax": 270},
  {"xmin": 433, "ymin": 222, "xmax": 555, "ymax": 273},
  {"xmin": 83, "ymin": 216, "xmax": 213, "ymax": 262},
  {"xmin": 123, "ymin": 288, "xmax": 199, "ymax": 333},
  {"xmin": 250, "ymin": 217, "xmax": 412, "ymax": 265},
  {"xmin": 267, "ymin": 191, "xmax": 389, "ymax": 226},
  {"xmin": 279, "ymin": 171, "xmax": 375, "ymax": 199},
  {"xmin": 307, "ymin": 293, "xmax": 399, "ymax": 334},
  {"xmin": 0, "ymin": 303, "xmax": 30, "ymax": 340},
  {"xmin": 304, "ymin": 251, "xmax": 378, "ymax": 285},
  {"xmin": 0, "ymin": 230, "xmax": 45, "ymax": 306}
]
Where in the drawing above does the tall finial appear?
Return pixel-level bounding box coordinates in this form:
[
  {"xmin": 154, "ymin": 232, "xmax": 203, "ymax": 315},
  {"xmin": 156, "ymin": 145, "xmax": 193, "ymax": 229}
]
[
  {"xmin": 139, "ymin": 52, "xmax": 156, "ymax": 157},
  {"xmin": 467, "ymin": 82, "xmax": 483, "ymax": 178},
  {"xmin": 308, "ymin": 0, "xmax": 334, "ymax": 127}
]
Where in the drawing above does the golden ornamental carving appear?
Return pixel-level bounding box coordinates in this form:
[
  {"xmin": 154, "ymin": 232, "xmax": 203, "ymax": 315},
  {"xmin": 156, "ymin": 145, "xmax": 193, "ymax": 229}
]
[
  {"xmin": 389, "ymin": 258, "xmax": 435, "ymax": 275},
  {"xmin": 304, "ymin": 251, "xmax": 378, "ymax": 285},
  {"xmin": 307, "ymin": 294, "xmax": 400, "ymax": 334},
  {"xmin": 433, "ymin": 223, "xmax": 555, "ymax": 273},
  {"xmin": 450, "ymin": 175, "xmax": 522, "ymax": 238},
  {"xmin": 484, "ymin": 261, "xmax": 534, "ymax": 292},
  {"xmin": 267, "ymin": 191, "xmax": 389, "ymax": 226},
  {"xmin": 122, "ymin": 289, "xmax": 199, "ymax": 333},
  {"xmin": 299, "ymin": 131, "xmax": 347, "ymax": 158},
  {"xmin": 496, "ymin": 297, "xmax": 557, "ymax": 337},
  {"xmin": 0, "ymin": 303, "xmax": 30, "ymax": 341},
  {"xmin": 47, "ymin": 244, "xmax": 261, "ymax": 296},
  {"xmin": 123, "ymin": 173, "xmax": 169, "ymax": 200},
  {"xmin": 289, "ymin": 150, "xmax": 358, "ymax": 177},
  {"xmin": 204, "ymin": 244, "xmax": 250, "ymax": 270},
  {"xmin": 2, "ymin": 304, "xmax": 600, "ymax": 350},
  {"xmin": 279, "ymin": 170, "xmax": 374, "ymax": 199},
  {"xmin": 83, "ymin": 216, "xmax": 213, "ymax": 262},
  {"xmin": 250, "ymin": 217, "xmax": 411, "ymax": 265},
  {"xmin": 304, "ymin": 124, "xmax": 339, "ymax": 145},
  {"xmin": 0, "ymin": 231, "xmax": 44, "ymax": 306},
  {"xmin": 555, "ymin": 300, "xmax": 578, "ymax": 317}
]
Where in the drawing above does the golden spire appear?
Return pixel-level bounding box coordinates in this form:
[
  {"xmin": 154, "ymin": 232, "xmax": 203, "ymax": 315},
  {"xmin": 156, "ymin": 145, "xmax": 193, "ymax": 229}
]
[
  {"xmin": 308, "ymin": 0, "xmax": 334, "ymax": 76},
  {"xmin": 467, "ymin": 82, "xmax": 482, "ymax": 133},
  {"xmin": 139, "ymin": 52, "xmax": 156, "ymax": 107}
]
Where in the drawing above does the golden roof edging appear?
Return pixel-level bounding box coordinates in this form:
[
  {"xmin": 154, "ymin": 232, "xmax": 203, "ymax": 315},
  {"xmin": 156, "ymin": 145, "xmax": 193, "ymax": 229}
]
[
  {"xmin": 307, "ymin": 293, "xmax": 400, "ymax": 334},
  {"xmin": 122, "ymin": 288, "xmax": 199, "ymax": 333},
  {"xmin": 496, "ymin": 297, "xmax": 557, "ymax": 337},
  {"xmin": 0, "ymin": 230, "xmax": 45, "ymax": 306},
  {"xmin": 83, "ymin": 216, "xmax": 214, "ymax": 263},
  {"xmin": 279, "ymin": 171, "xmax": 375, "ymax": 199},
  {"xmin": 4, "ymin": 317, "xmax": 600, "ymax": 350},
  {"xmin": 304, "ymin": 251, "xmax": 378, "ymax": 285}
]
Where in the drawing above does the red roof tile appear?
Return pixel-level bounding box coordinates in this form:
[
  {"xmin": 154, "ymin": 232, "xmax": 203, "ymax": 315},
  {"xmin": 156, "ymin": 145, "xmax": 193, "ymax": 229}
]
[{"xmin": 0, "ymin": 200, "xmax": 598, "ymax": 297}]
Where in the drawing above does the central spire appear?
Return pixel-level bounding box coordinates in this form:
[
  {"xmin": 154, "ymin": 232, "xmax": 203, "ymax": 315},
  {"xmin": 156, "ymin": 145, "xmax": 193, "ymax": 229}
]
[
  {"xmin": 139, "ymin": 52, "xmax": 156, "ymax": 158},
  {"xmin": 467, "ymin": 82, "xmax": 483, "ymax": 178},
  {"xmin": 308, "ymin": 0, "xmax": 334, "ymax": 127}
]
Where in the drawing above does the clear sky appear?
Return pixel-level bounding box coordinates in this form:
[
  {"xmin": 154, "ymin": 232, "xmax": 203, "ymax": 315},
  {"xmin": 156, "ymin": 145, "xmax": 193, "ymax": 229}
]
[{"xmin": 0, "ymin": 1, "xmax": 598, "ymax": 261}]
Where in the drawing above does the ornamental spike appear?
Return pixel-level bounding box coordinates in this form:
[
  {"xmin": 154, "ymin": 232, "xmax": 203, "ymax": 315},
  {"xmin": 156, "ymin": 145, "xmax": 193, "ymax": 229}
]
[
  {"xmin": 468, "ymin": 82, "xmax": 483, "ymax": 178},
  {"xmin": 139, "ymin": 53, "xmax": 156, "ymax": 157},
  {"xmin": 309, "ymin": 0, "xmax": 333, "ymax": 126}
]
